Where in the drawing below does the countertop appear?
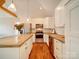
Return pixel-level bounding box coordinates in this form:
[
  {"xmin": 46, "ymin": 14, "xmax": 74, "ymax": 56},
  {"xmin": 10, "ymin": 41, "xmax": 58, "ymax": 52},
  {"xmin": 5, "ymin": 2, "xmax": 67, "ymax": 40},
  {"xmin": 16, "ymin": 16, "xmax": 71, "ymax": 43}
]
[
  {"xmin": 0, "ymin": 33, "xmax": 33, "ymax": 48},
  {"xmin": 0, "ymin": 32, "xmax": 64, "ymax": 48},
  {"xmin": 33, "ymin": 32, "xmax": 64, "ymax": 42},
  {"xmin": 44, "ymin": 32, "xmax": 65, "ymax": 42}
]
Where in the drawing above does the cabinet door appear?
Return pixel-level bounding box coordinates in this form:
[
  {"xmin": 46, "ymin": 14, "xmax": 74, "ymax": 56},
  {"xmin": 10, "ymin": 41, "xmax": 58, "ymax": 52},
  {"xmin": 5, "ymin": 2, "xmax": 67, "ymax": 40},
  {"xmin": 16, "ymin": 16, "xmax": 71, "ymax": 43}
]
[
  {"xmin": 54, "ymin": 39, "xmax": 63, "ymax": 59},
  {"xmin": 65, "ymin": 0, "xmax": 79, "ymax": 59},
  {"xmin": 55, "ymin": 6, "xmax": 65, "ymax": 27},
  {"xmin": 19, "ymin": 43, "xmax": 26, "ymax": 59},
  {"xmin": 20, "ymin": 37, "xmax": 33, "ymax": 59},
  {"xmin": 44, "ymin": 34, "xmax": 49, "ymax": 45}
]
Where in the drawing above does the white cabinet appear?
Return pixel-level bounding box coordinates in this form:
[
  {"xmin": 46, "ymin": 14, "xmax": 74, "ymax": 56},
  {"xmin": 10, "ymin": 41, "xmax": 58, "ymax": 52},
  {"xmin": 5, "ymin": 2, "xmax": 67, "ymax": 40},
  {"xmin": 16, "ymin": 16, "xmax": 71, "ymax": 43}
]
[
  {"xmin": 55, "ymin": 4, "xmax": 65, "ymax": 35},
  {"xmin": 20, "ymin": 36, "xmax": 33, "ymax": 59},
  {"xmin": 0, "ymin": 36, "xmax": 33, "ymax": 59},
  {"xmin": 54, "ymin": 39, "xmax": 63, "ymax": 59},
  {"xmin": 44, "ymin": 34, "xmax": 49, "ymax": 45},
  {"xmin": 0, "ymin": 48, "xmax": 19, "ymax": 59},
  {"xmin": 55, "ymin": 6, "xmax": 65, "ymax": 27},
  {"xmin": 55, "ymin": 26, "xmax": 64, "ymax": 35},
  {"xmin": 64, "ymin": 0, "xmax": 79, "ymax": 59}
]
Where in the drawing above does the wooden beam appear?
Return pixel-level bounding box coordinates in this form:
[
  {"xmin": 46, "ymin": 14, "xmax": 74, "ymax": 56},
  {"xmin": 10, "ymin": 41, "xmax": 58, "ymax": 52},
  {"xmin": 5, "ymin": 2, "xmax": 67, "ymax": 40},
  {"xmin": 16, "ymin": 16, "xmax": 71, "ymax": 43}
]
[
  {"xmin": 0, "ymin": 6, "xmax": 18, "ymax": 17},
  {"xmin": 0, "ymin": 0, "xmax": 5, "ymax": 6}
]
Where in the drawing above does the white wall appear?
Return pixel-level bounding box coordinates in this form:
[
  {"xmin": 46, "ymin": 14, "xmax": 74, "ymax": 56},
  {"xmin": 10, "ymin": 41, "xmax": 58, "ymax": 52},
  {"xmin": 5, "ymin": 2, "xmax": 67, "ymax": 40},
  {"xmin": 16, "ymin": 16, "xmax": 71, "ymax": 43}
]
[
  {"xmin": 48, "ymin": 17, "xmax": 55, "ymax": 28},
  {"xmin": 31, "ymin": 18, "xmax": 44, "ymax": 28},
  {"xmin": 30, "ymin": 17, "xmax": 54, "ymax": 29},
  {"xmin": 0, "ymin": 17, "xmax": 16, "ymax": 36}
]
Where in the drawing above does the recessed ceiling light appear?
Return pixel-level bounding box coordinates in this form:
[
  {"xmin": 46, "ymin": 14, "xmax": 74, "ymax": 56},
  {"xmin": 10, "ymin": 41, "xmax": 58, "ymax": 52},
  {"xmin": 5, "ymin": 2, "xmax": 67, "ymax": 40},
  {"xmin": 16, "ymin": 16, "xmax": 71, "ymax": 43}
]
[
  {"xmin": 40, "ymin": 7, "xmax": 42, "ymax": 10},
  {"xmin": 56, "ymin": 7, "xmax": 63, "ymax": 10},
  {"xmin": 8, "ymin": 0, "xmax": 16, "ymax": 11},
  {"xmin": 46, "ymin": 17, "xmax": 49, "ymax": 19},
  {"xmin": 27, "ymin": 18, "xmax": 29, "ymax": 21}
]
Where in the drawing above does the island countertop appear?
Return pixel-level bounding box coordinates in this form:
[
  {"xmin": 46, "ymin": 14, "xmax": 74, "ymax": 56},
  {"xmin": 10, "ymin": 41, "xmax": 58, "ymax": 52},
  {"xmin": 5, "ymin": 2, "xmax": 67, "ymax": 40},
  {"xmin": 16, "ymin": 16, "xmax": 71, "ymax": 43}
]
[{"xmin": 0, "ymin": 33, "xmax": 33, "ymax": 47}]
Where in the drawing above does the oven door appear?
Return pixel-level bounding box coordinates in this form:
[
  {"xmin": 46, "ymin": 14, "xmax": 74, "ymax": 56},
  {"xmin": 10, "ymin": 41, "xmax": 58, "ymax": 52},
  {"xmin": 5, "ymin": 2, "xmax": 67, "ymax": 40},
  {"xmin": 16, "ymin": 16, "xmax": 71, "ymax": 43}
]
[{"xmin": 35, "ymin": 32, "xmax": 43, "ymax": 38}]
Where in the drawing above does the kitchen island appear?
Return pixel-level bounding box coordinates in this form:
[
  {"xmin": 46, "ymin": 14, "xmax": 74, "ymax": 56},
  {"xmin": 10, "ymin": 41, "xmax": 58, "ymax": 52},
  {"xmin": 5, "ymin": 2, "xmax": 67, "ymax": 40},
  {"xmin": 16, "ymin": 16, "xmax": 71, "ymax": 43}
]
[{"xmin": 0, "ymin": 33, "xmax": 33, "ymax": 59}]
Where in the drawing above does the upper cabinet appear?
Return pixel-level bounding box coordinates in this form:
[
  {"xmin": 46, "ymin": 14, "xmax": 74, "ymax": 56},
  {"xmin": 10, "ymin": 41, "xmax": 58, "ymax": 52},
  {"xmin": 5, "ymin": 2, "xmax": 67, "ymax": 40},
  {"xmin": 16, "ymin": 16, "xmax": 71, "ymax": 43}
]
[
  {"xmin": 55, "ymin": 6, "xmax": 65, "ymax": 27},
  {"xmin": 65, "ymin": 0, "xmax": 79, "ymax": 34},
  {"xmin": 55, "ymin": 0, "xmax": 70, "ymax": 27},
  {"xmin": 54, "ymin": 0, "xmax": 71, "ymax": 35}
]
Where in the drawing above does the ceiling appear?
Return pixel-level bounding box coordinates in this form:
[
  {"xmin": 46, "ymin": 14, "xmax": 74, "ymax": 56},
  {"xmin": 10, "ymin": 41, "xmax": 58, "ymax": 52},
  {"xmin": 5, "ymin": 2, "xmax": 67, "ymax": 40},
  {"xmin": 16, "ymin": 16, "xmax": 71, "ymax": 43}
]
[{"xmin": 2, "ymin": 0, "xmax": 61, "ymax": 18}]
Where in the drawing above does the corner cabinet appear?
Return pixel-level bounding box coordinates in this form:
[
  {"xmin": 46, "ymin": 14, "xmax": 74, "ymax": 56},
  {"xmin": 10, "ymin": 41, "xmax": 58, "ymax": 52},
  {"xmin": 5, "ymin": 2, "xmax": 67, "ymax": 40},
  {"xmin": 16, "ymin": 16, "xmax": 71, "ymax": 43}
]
[{"xmin": 64, "ymin": 0, "xmax": 79, "ymax": 59}]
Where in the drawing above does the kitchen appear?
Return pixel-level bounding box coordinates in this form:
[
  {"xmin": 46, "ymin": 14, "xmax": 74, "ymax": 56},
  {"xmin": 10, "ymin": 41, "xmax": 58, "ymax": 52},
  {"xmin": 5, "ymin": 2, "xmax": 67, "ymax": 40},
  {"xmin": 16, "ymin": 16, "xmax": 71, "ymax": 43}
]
[{"xmin": 0, "ymin": 0, "xmax": 79, "ymax": 59}]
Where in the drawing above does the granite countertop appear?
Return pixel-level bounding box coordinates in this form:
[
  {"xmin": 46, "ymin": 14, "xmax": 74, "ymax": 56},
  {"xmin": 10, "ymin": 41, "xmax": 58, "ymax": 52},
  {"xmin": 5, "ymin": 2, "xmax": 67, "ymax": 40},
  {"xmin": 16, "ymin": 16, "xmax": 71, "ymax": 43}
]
[{"xmin": 0, "ymin": 33, "xmax": 33, "ymax": 47}]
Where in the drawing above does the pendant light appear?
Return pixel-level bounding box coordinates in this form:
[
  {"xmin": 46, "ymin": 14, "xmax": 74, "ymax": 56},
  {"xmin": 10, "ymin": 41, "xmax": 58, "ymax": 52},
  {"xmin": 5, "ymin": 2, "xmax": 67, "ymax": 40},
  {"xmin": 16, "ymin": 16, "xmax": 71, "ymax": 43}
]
[{"xmin": 8, "ymin": 0, "xmax": 16, "ymax": 11}]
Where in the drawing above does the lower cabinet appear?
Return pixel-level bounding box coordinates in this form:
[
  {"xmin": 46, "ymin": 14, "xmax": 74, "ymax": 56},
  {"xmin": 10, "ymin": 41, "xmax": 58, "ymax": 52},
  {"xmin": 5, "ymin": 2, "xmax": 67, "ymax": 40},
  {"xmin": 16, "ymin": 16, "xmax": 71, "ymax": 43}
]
[
  {"xmin": 0, "ymin": 36, "xmax": 33, "ymax": 59},
  {"xmin": 54, "ymin": 39, "xmax": 63, "ymax": 59},
  {"xmin": 49, "ymin": 36, "xmax": 54, "ymax": 56},
  {"xmin": 20, "ymin": 36, "xmax": 33, "ymax": 59},
  {"xmin": 44, "ymin": 34, "xmax": 49, "ymax": 45}
]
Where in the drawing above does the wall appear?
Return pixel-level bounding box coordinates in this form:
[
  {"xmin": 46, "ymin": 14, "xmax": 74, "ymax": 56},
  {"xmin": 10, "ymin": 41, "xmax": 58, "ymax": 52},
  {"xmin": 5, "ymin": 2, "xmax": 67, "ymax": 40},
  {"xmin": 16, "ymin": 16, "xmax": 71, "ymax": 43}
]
[
  {"xmin": 0, "ymin": 17, "xmax": 16, "ymax": 36},
  {"xmin": 30, "ymin": 17, "xmax": 54, "ymax": 29}
]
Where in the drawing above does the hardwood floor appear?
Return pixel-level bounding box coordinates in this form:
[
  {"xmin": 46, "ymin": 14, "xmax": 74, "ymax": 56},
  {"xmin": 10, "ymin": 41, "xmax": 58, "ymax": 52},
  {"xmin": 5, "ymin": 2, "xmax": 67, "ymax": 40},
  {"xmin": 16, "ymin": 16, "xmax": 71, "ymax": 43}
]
[
  {"xmin": 29, "ymin": 42, "xmax": 55, "ymax": 59},
  {"xmin": 35, "ymin": 38, "xmax": 44, "ymax": 42}
]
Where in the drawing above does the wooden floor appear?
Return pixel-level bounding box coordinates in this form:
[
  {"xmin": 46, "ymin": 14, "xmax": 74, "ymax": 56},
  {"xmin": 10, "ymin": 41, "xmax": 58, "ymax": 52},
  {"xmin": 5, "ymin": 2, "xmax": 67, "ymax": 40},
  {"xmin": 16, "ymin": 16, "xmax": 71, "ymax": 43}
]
[{"xmin": 29, "ymin": 42, "xmax": 54, "ymax": 59}]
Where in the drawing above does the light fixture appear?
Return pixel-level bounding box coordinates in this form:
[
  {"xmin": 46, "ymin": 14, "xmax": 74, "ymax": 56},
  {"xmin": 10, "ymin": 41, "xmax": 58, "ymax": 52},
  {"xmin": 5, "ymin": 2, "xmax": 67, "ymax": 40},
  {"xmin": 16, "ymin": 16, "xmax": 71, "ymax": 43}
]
[
  {"xmin": 46, "ymin": 17, "xmax": 49, "ymax": 20},
  {"xmin": 27, "ymin": 18, "xmax": 29, "ymax": 21},
  {"xmin": 8, "ymin": 0, "xmax": 16, "ymax": 11},
  {"xmin": 40, "ymin": 7, "xmax": 42, "ymax": 10}
]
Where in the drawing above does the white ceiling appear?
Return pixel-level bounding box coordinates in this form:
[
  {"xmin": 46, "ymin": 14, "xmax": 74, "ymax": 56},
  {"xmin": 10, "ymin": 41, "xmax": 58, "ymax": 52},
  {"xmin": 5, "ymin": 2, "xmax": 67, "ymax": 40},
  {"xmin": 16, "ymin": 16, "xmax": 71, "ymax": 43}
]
[{"xmin": 3, "ymin": 0, "xmax": 61, "ymax": 18}]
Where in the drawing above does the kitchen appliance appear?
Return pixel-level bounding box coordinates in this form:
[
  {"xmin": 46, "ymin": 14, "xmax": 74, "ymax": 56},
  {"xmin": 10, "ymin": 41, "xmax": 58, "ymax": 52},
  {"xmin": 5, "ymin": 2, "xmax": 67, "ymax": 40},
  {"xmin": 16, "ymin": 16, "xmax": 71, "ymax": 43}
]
[
  {"xmin": 35, "ymin": 24, "xmax": 43, "ymax": 39},
  {"xmin": 35, "ymin": 31, "xmax": 43, "ymax": 38}
]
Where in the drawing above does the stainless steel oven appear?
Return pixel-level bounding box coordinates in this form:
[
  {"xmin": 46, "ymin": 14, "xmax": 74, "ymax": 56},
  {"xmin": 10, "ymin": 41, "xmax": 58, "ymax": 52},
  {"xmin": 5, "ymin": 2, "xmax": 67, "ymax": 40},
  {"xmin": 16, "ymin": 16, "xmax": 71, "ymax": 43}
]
[{"xmin": 35, "ymin": 31, "xmax": 43, "ymax": 38}]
